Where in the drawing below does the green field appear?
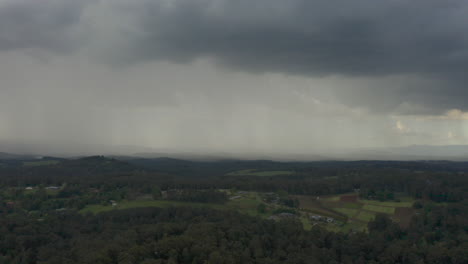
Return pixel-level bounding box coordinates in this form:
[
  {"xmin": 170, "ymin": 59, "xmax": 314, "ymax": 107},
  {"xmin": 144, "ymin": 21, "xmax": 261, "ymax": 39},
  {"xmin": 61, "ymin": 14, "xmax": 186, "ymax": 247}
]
[
  {"xmin": 297, "ymin": 193, "xmax": 415, "ymax": 232},
  {"xmin": 360, "ymin": 199, "xmax": 413, "ymax": 208},
  {"xmin": 342, "ymin": 202, "xmax": 363, "ymax": 209},
  {"xmin": 300, "ymin": 216, "xmax": 313, "ymax": 231},
  {"xmin": 295, "ymin": 195, "xmax": 347, "ymax": 221},
  {"xmin": 80, "ymin": 200, "xmax": 225, "ymax": 215},
  {"xmin": 81, "ymin": 192, "xmax": 271, "ymax": 218},
  {"xmin": 226, "ymin": 169, "xmax": 294, "ymax": 177},
  {"xmin": 80, "ymin": 191, "xmax": 414, "ymax": 233},
  {"xmin": 23, "ymin": 160, "xmax": 60, "ymax": 167},
  {"xmin": 356, "ymin": 211, "xmax": 375, "ymax": 221},
  {"xmin": 334, "ymin": 208, "xmax": 359, "ymax": 218},
  {"xmin": 227, "ymin": 192, "xmax": 265, "ymax": 217},
  {"xmin": 362, "ymin": 204, "xmax": 395, "ymax": 214},
  {"xmin": 322, "ymin": 195, "xmax": 340, "ymax": 201}
]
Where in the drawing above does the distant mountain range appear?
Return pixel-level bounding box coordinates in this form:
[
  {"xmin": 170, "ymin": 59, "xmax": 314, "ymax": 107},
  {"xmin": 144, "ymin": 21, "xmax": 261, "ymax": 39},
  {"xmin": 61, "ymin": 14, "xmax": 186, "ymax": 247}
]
[
  {"xmin": 0, "ymin": 152, "xmax": 37, "ymax": 160},
  {"xmin": 1, "ymin": 142, "xmax": 468, "ymax": 161},
  {"xmin": 347, "ymin": 145, "xmax": 468, "ymax": 161}
]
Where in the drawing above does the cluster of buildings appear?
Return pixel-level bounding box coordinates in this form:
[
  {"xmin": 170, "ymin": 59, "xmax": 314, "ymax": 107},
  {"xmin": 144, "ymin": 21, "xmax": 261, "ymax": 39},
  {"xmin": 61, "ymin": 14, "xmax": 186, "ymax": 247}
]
[
  {"xmin": 228, "ymin": 190, "xmax": 249, "ymax": 200},
  {"xmin": 267, "ymin": 212, "xmax": 297, "ymax": 221},
  {"xmin": 309, "ymin": 214, "xmax": 335, "ymax": 223}
]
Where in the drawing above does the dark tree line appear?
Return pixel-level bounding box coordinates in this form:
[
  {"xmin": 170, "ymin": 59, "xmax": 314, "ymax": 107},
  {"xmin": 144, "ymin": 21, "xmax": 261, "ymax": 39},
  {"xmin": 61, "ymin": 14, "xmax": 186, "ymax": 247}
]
[
  {"xmin": 0, "ymin": 205, "xmax": 466, "ymax": 264},
  {"xmin": 0, "ymin": 157, "xmax": 467, "ymax": 263}
]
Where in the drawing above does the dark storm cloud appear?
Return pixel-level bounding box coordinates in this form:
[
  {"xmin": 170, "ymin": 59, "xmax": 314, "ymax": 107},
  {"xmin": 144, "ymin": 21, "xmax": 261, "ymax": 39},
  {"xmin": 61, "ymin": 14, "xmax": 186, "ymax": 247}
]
[
  {"xmin": 105, "ymin": 0, "xmax": 468, "ymax": 113},
  {"xmin": 1, "ymin": 0, "xmax": 468, "ymax": 113},
  {"xmin": 125, "ymin": 0, "xmax": 468, "ymax": 77},
  {"xmin": 0, "ymin": 0, "xmax": 87, "ymax": 52}
]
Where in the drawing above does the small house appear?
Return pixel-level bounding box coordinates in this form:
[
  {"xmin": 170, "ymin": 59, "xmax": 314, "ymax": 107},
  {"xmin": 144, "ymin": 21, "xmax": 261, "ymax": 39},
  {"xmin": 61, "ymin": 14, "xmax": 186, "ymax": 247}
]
[{"xmin": 310, "ymin": 215, "xmax": 322, "ymax": 221}]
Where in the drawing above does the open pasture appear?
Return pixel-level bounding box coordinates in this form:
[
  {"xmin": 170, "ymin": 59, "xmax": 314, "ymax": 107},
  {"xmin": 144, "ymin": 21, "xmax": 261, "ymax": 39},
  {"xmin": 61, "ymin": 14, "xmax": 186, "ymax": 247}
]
[
  {"xmin": 340, "ymin": 195, "xmax": 358, "ymax": 202},
  {"xmin": 80, "ymin": 200, "xmax": 225, "ymax": 215},
  {"xmin": 295, "ymin": 195, "xmax": 346, "ymax": 220},
  {"xmin": 394, "ymin": 207, "xmax": 414, "ymax": 228},
  {"xmin": 81, "ymin": 191, "xmax": 273, "ymax": 219},
  {"xmin": 299, "ymin": 192, "xmax": 415, "ymax": 232},
  {"xmin": 360, "ymin": 199, "xmax": 413, "ymax": 208},
  {"xmin": 362, "ymin": 204, "xmax": 395, "ymax": 214},
  {"xmin": 355, "ymin": 211, "xmax": 375, "ymax": 221},
  {"xmin": 333, "ymin": 208, "xmax": 359, "ymax": 218}
]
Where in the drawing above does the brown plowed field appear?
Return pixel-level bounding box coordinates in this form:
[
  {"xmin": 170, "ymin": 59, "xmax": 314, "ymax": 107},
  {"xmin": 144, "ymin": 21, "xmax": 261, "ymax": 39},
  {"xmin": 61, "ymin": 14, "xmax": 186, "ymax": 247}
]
[
  {"xmin": 340, "ymin": 195, "xmax": 358, "ymax": 202},
  {"xmin": 394, "ymin": 207, "xmax": 414, "ymax": 228}
]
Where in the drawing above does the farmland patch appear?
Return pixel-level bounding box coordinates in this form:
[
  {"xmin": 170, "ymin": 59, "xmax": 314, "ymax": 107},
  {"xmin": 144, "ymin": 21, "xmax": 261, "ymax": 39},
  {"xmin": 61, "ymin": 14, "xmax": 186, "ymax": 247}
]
[{"xmin": 363, "ymin": 204, "xmax": 395, "ymax": 214}]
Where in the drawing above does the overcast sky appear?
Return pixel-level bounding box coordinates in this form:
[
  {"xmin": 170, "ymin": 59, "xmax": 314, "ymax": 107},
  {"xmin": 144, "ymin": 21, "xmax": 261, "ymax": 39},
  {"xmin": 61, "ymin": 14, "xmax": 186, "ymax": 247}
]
[{"xmin": 0, "ymin": 0, "xmax": 468, "ymax": 156}]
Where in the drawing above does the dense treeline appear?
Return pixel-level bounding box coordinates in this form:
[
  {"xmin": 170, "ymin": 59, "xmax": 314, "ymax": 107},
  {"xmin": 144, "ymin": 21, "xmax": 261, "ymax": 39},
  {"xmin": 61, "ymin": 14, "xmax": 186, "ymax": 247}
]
[
  {"xmin": 0, "ymin": 157, "xmax": 467, "ymax": 263},
  {"xmin": 0, "ymin": 205, "xmax": 466, "ymax": 264},
  {"xmin": 1, "ymin": 157, "xmax": 466, "ymax": 203}
]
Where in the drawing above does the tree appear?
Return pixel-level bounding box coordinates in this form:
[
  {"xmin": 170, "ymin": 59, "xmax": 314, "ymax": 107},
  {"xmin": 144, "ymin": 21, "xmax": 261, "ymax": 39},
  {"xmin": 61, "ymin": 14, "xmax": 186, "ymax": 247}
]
[
  {"xmin": 257, "ymin": 203, "xmax": 266, "ymax": 214},
  {"xmin": 152, "ymin": 186, "xmax": 162, "ymax": 200}
]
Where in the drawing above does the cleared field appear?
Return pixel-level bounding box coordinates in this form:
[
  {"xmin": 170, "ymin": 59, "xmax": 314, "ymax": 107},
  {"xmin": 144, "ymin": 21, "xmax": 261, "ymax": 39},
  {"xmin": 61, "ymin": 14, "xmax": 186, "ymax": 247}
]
[
  {"xmin": 295, "ymin": 195, "xmax": 346, "ymax": 220},
  {"xmin": 227, "ymin": 193, "xmax": 264, "ymax": 217},
  {"xmin": 363, "ymin": 204, "xmax": 395, "ymax": 214},
  {"xmin": 344, "ymin": 220, "xmax": 368, "ymax": 232},
  {"xmin": 340, "ymin": 195, "xmax": 358, "ymax": 202},
  {"xmin": 80, "ymin": 200, "xmax": 225, "ymax": 214},
  {"xmin": 334, "ymin": 208, "xmax": 359, "ymax": 218},
  {"xmin": 80, "ymin": 191, "xmax": 415, "ymax": 233},
  {"xmin": 300, "ymin": 216, "xmax": 313, "ymax": 231},
  {"xmin": 356, "ymin": 211, "xmax": 375, "ymax": 221},
  {"xmin": 322, "ymin": 195, "xmax": 340, "ymax": 201},
  {"xmin": 343, "ymin": 202, "xmax": 363, "ymax": 209},
  {"xmin": 226, "ymin": 169, "xmax": 294, "ymax": 177},
  {"xmin": 81, "ymin": 192, "xmax": 268, "ymax": 218},
  {"xmin": 360, "ymin": 199, "xmax": 413, "ymax": 208},
  {"xmin": 394, "ymin": 207, "xmax": 414, "ymax": 228},
  {"xmin": 300, "ymin": 193, "xmax": 416, "ymax": 232}
]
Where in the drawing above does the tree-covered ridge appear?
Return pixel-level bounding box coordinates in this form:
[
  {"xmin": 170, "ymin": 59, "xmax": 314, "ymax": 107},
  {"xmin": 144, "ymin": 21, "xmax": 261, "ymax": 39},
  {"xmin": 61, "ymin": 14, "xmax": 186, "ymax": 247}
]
[
  {"xmin": 1, "ymin": 204, "xmax": 467, "ymax": 264},
  {"xmin": 0, "ymin": 156, "xmax": 466, "ymax": 263}
]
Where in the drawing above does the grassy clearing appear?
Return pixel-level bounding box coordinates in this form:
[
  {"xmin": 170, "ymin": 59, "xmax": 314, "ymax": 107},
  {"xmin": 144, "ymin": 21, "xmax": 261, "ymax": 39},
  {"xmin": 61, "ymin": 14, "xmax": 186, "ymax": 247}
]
[
  {"xmin": 227, "ymin": 193, "xmax": 264, "ymax": 217},
  {"xmin": 226, "ymin": 169, "xmax": 294, "ymax": 177},
  {"xmin": 295, "ymin": 195, "xmax": 346, "ymax": 220},
  {"xmin": 360, "ymin": 199, "xmax": 413, "ymax": 208},
  {"xmin": 363, "ymin": 204, "xmax": 395, "ymax": 214},
  {"xmin": 356, "ymin": 211, "xmax": 375, "ymax": 221},
  {"xmin": 80, "ymin": 200, "xmax": 225, "ymax": 214},
  {"xmin": 81, "ymin": 192, "xmax": 266, "ymax": 217},
  {"xmin": 23, "ymin": 160, "xmax": 60, "ymax": 167},
  {"xmin": 300, "ymin": 216, "xmax": 313, "ymax": 231},
  {"xmin": 299, "ymin": 193, "xmax": 417, "ymax": 232},
  {"xmin": 342, "ymin": 202, "xmax": 363, "ymax": 209},
  {"xmin": 394, "ymin": 207, "xmax": 414, "ymax": 228},
  {"xmin": 334, "ymin": 208, "xmax": 359, "ymax": 218},
  {"xmin": 79, "ymin": 191, "xmax": 413, "ymax": 233},
  {"xmin": 346, "ymin": 220, "xmax": 368, "ymax": 232},
  {"xmin": 304, "ymin": 193, "xmax": 415, "ymax": 232},
  {"xmin": 322, "ymin": 195, "xmax": 340, "ymax": 201}
]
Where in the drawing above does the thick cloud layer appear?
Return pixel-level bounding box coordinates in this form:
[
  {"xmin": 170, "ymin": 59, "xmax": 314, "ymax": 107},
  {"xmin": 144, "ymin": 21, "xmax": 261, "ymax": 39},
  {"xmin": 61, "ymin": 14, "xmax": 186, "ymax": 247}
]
[
  {"xmin": 1, "ymin": 0, "xmax": 468, "ymax": 113},
  {"xmin": 0, "ymin": 0, "xmax": 88, "ymax": 52},
  {"xmin": 0, "ymin": 0, "xmax": 467, "ymax": 155}
]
